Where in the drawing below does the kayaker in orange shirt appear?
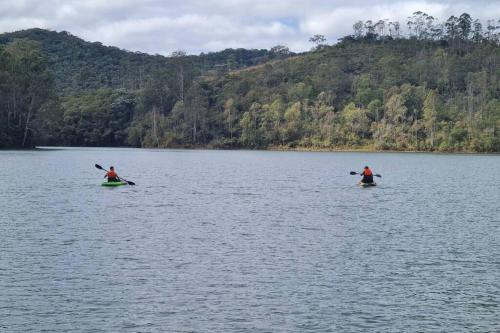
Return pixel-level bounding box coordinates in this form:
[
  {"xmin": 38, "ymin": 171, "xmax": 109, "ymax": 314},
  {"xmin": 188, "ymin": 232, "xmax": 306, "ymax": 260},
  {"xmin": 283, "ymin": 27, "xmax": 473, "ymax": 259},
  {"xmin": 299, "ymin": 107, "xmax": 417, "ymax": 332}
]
[
  {"xmin": 105, "ymin": 166, "xmax": 119, "ymax": 182},
  {"xmin": 360, "ymin": 166, "xmax": 374, "ymax": 184}
]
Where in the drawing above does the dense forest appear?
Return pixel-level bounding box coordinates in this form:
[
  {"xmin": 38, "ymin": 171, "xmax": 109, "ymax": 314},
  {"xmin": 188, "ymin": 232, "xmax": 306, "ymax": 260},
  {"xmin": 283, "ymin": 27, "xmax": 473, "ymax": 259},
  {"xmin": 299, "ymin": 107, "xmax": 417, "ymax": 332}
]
[
  {"xmin": 1, "ymin": 12, "xmax": 499, "ymax": 152},
  {"xmin": 0, "ymin": 28, "xmax": 277, "ymax": 92}
]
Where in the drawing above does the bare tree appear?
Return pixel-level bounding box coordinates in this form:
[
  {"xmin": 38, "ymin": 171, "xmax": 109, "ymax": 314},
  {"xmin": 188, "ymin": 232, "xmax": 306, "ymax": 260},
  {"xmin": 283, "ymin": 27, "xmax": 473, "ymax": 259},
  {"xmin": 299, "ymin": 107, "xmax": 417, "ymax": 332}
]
[
  {"xmin": 388, "ymin": 21, "xmax": 401, "ymax": 39},
  {"xmin": 472, "ymin": 19, "xmax": 483, "ymax": 42},
  {"xmin": 171, "ymin": 49, "xmax": 187, "ymax": 102},
  {"xmin": 374, "ymin": 19, "xmax": 388, "ymax": 37}
]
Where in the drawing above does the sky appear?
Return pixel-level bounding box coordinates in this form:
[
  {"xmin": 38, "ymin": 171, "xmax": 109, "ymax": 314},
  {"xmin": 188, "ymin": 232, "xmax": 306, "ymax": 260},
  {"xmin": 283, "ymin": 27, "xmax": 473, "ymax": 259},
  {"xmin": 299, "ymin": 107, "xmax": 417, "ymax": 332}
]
[{"xmin": 0, "ymin": 0, "xmax": 498, "ymax": 55}]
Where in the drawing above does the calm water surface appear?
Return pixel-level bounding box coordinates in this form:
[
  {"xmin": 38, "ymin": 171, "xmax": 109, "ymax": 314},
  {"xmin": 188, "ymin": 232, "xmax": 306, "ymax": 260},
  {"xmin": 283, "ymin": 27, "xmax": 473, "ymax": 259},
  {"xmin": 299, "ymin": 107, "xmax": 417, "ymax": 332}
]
[{"xmin": 1, "ymin": 148, "xmax": 499, "ymax": 332}]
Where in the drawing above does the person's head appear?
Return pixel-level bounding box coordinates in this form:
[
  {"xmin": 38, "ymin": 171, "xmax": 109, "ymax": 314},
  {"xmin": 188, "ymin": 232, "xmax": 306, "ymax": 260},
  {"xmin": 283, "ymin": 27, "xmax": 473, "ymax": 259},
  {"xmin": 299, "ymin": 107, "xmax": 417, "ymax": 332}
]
[
  {"xmin": 364, "ymin": 166, "xmax": 369, "ymax": 169},
  {"xmin": 110, "ymin": 166, "xmax": 114, "ymax": 170}
]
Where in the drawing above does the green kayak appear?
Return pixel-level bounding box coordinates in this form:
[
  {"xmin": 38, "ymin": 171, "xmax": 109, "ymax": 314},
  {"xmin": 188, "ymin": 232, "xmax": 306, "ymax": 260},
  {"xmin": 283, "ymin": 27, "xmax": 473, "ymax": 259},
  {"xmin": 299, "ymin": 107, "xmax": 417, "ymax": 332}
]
[{"xmin": 102, "ymin": 181, "xmax": 127, "ymax": 187}]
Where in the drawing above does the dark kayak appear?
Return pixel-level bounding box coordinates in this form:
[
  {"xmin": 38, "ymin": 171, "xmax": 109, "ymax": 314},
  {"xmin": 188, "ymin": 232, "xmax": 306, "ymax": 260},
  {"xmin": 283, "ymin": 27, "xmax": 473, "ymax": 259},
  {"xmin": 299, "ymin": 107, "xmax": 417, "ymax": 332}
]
[
  {"xmin": 358, "ymin": 182, "xmax": 377, "ymax": 187},
  {"xmin": 102, "ymin": 181, "xmax": 127, "ymax": 187}
]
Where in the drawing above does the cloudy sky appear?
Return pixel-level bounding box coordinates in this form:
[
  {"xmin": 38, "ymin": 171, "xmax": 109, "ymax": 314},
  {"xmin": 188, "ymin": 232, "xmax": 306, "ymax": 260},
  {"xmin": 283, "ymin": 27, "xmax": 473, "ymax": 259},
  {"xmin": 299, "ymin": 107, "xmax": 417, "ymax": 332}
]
[{"xmin": 0, "ymin": 0, "xmax": 498, "ymax": 55}]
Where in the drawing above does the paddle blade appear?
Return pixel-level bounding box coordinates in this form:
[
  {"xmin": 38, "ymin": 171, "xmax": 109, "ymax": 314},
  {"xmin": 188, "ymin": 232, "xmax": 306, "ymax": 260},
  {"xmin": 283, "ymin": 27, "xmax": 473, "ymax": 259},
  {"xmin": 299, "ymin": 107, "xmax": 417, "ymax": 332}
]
[
  {"xmin": 126, "ymin": 181, "xmax": 136, "ymax": 186},
  {"xmin": 350, "ymin": 171, "xmax": 357, "ymax": 175},
  {"xmin": 95, "ymin": 164, "xmax": 104, "ymax": 170},
  {"xmin": 375, "ymin": 174, "xmax": 382, "ymax": 178}
]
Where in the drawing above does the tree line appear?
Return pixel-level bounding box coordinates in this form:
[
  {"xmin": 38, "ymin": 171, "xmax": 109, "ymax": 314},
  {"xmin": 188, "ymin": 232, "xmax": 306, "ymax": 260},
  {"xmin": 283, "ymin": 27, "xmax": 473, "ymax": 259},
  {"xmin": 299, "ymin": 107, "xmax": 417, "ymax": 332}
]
[
  {"xmin": 123, "ymin": 12, "xmax": 499, "ymax": 152},
  {"xmin": 350, "ymin": 12, "xmax": 499, "ymax": 43},
  {"xmin": 0, "ymin": 13, "xmax": 498, "ymax": 151}
]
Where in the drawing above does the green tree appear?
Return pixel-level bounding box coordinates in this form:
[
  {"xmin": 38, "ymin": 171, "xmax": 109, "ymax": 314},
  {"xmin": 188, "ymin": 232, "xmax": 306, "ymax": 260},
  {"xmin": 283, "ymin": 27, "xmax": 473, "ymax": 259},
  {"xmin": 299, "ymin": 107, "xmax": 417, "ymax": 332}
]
[
  {"xmin": 239, "ymin": 102, "xmax": 263, "ymax": 147},
  {"xmin": 1, "ymin": 39, "xmax": 54, "ymax": 147},
  {"xmin": 283, "ymin": 102, "xmax": 303, "ymax": 143},
  {"xmin": 287, "ymin": 82, "xmax": 311, "ymax": 102},
  {"xmin": 309, "ymin": 35, "xmax": 327, "ymax": 50},
  {"xmin": 457, "ymin": 13, "xmax": 472, "ymax": 40},
  {"xmin": 223, "ymin": 98, "xmax": 238, "ymax": 140},
  {"xmin": 341, "ymin": 102, "xmax": 371, "ymax": 144},
  {"xmin": 266, "ymin": 98, "xmax": 286, "ymax": 144},
  {"xmin": 422, "ymin": 90, "xmax": 440, "ymax": 148}
]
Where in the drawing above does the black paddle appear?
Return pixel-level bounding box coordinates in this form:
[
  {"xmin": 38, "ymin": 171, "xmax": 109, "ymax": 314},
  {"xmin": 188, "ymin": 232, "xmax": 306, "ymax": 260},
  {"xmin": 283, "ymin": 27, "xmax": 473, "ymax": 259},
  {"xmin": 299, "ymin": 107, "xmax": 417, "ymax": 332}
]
[
  {"xmin": 95, "ymin": 164, "xmax": 136, "ymax": 185},
  {"xmin": 350, "ymin": 171, "xmax": 382, "ymax": 178}
]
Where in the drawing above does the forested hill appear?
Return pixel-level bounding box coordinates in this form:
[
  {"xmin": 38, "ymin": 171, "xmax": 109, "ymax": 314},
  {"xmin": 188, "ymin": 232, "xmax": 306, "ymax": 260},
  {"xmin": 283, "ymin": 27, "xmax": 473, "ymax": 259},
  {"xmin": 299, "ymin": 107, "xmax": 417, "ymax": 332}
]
[
  {"xmin": 0, "ymin": 13, "xmax": 499, "ymax": 151},
  {"xmin": 0, "ymin": 28, "xmax": 275, "ymax": 92},
  {"xmin": 198, "ymin": 37, "xmax": 499, "ymax": 152}
]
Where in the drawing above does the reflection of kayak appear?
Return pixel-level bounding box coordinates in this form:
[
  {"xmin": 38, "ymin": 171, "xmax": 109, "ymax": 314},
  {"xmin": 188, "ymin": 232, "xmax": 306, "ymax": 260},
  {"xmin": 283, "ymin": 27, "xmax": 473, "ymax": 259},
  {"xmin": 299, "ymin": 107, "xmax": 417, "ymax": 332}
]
[
  {"xmin": 358, "ymin": 182, "xmax": 376, "ymax": 187},
  {"xmin": 102, "ymin": 181, "xmax": 127, "ymax": 187}
]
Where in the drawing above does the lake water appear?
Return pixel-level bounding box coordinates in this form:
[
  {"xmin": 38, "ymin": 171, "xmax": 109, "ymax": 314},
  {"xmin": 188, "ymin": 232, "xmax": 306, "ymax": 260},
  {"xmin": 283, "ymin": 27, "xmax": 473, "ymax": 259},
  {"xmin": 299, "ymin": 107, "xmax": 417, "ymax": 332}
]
[{"xmin": 1, "ymin": 148, "xmax": 499, "ymax": 332}]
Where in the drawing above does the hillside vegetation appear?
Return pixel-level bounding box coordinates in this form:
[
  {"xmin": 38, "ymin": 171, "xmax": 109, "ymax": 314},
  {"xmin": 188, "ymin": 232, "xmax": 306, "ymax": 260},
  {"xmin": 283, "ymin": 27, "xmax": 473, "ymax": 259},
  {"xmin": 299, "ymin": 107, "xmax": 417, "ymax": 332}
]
[
  {"xmin": 0, "ymin": 12, "xmax": 499, "ymax": 151},
  {"xmin": 0, "ymin": 28, "xmax": 274, "ymax": 92}
]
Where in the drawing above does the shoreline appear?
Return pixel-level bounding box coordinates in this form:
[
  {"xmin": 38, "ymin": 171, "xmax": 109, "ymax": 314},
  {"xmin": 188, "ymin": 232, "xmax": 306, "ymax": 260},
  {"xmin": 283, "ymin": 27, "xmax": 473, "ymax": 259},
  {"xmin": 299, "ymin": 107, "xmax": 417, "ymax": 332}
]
[
  {"xmin": 264, "ymin": 145, "xmax": 500, "ymax": 155},
  {"xmin": 14, "ymin": 145, "xmax": 499, "ymax": 155}
]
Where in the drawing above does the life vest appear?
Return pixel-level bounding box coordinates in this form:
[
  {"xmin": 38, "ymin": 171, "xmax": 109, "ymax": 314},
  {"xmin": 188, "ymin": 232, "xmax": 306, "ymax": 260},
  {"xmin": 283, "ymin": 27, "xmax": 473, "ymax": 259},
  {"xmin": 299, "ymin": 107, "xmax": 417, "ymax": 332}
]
[
  {"xmin": 107, "ymin": 170, "xmax": 117, "ymax": 178},
  {"xmin": 364, "ymin": 168, "xmax": 373, "ymax": 176}
]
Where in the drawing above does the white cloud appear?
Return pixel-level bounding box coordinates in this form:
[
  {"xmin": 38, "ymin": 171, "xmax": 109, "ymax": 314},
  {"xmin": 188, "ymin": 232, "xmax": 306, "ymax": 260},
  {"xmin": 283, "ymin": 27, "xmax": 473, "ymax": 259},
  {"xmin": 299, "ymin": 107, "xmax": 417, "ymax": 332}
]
[{"xmin": 0, "ymin": 0, "xmax": 498, "ymax": 55}]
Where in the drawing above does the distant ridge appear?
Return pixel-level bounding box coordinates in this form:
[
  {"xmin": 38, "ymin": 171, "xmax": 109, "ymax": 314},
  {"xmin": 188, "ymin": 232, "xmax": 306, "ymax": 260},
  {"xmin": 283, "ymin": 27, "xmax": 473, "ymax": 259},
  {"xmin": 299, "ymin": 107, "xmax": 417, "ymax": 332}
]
[{"xmin": 0, "ymin": 28, "xmax": 278, "ymax": 93}]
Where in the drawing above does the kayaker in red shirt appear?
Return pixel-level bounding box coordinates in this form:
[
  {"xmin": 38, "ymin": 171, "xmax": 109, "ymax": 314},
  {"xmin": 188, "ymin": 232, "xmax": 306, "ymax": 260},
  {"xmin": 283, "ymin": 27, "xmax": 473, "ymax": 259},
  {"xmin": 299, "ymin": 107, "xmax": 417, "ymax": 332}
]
[
  {"xmin": 360, "ymin": 166, "xmax": 374, "ymax": 184},
  {"xmin": 105, "ymin": 166, "xmax": 119, "ymax": 182}
]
